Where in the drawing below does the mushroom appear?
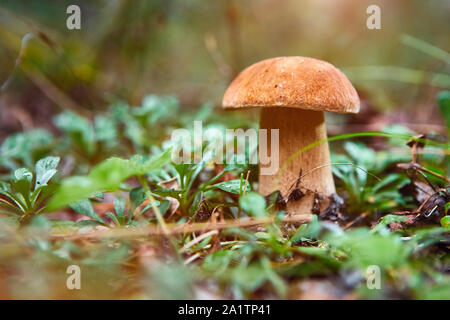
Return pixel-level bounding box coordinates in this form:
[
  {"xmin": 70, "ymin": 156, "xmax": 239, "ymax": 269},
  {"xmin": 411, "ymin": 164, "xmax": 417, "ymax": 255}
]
[{"xmin": 222, "ymin": 57, "xmax": 360, "ymax": 215}]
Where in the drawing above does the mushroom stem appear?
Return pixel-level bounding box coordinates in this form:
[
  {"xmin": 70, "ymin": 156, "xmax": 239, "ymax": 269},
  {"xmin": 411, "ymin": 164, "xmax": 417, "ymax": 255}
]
[{"xmin": 259, "ymin": 107, "xmax": 335, "ymax": 215}]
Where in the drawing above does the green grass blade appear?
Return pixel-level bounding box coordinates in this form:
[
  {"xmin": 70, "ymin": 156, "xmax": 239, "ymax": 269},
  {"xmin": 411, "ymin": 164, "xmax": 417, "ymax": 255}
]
[
  {"xmin": 275, "ymin": 131, "xmax": 449, "ymax": 190},
  {"xmin": 400, "ymin": 34, "xmax": 450, "ymax": 64},
  {"xmin": 343, "ymin": 66, "xmax": 450, "ymax": 88}
]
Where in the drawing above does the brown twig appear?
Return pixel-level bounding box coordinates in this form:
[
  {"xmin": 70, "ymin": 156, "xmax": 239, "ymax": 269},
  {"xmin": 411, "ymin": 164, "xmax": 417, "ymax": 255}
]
[
  {"xmin": 179, "ymin": 230, "xmax": 219, "ymax": 253},
  {"xmin": 343, "ymin": 211, "xmax": 371, "ymax": 230},
  {"xmin": 51, "ymin": 214, "xmax": 312, "ymax": 240},
  {"xmin": 397, "ymin": 162, "xmax": 450, "ymax": 183}
]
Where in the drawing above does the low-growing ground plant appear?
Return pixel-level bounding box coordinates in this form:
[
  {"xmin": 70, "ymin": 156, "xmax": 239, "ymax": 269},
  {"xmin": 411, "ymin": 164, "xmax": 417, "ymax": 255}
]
[
  {"xmin": 0, "ymin": 93, "xmax": 448, "ymax": 299},
  {"xmin": 0, "ymin": 156, "xmax": 59, "ymax": 224}
]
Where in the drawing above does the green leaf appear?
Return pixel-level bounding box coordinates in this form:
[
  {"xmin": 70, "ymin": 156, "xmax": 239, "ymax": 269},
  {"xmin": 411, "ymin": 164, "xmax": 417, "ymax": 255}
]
[
  {"xmin": 14, "ymin": 168, "xmax": 33, "ymax": 182},
  {"xmin": 381, "ymin": 124, "xmax": 417, "ymax": 147},
  {"xmin": 290, "ymin": 215, "xmax": 321, "ymax": 242},
  {"xmin": 35, "ymin": 156, "xmax": 59, "ymax": 189},
  {"xmin": 189, "ymin": 191, "xmax": 203, "ymax": 215},
  {"xmin": 124, "ymin": 118, "xmax": 146, "ymax": 147},
  {"xmin": 441, "ymin": 215, "xmax": 450, "ymax": 229},
  {"xmin": 10, "ymin": 179, "xmax": 31, "ymax": 208},
  {"xmin": 0, "ymin": 188, "xmax": 27, "ymax": 212},
  {"xmin": 54, "ymin": 111, "xmax": 96, "ymax": 154},
  {"xmin": 129, "ymin": 187, "xmax": 146, "ymax": 211},
  {"xmin": 325, "ymin": 228, "xmax": 411, "ymax": 269},
  {"xmin": 113, "ymin": 198, "xmax": 125, "ymax": 217},
  {"xmin": 47, "ymin": 149, "xmax": 172, "ymax": 210},
  {"xmin": 239, "ymin": 192, "xmax": 267, "ymax": 217},
  {"xmin": 105, "ymin": 212, "xmax": 120, "ymax": 226},
  {"xmin": 0, "ymin": 129, "xmax": 53, "ymax": 169},
  {"xmin": 260, "ymin": 256, "xmax": 286, "ymax": 297},
  {"xmin": 91, "ymin": 191, "xmax": 104, "ymax": 199},
  {"xmin": 0, "ymin": 196, "xmax": 24, "ymax": 215},
  {"xmin": 173, "ymin": 164, "xmax": 189, "ymax": 187},
  {"xmin": 230, "ymin": 262, "xmax": 271, "ymax": 292},
  {"xmin": 438, "ymin": 91, "xmax": 450, "ymax": 131},
  {"xmin": 152, "ymin": 187, "xmax": 183, "ymax": 198},
  {"xmin": 136, "ymin": 94, "xmax": 179, "ymax": 124},
  {"xmin": 94, "ymin": 115, "xmax": 117, "ymax": 147},
  {"xmin": 372, "ymin": 174, "xmax": 402, "ymax": 192},
  {"xmin": 70, "ymin": 199, "xmax": 105, "ymax": 224},
  {"xmin": 11, "ymin": 168, "xmax": 33, "ymax": 210},
  {"xmin": 371, "ymin": 214, "xmax": 409, "ymax": 234},
  {"xmin": 31, "ymin": 184, "xmax": 58, "ymax": 209},
  {"xmin": 158, "ymin": 199, "xmax": 172, "ymax": 216},
  {"xmin": 212, "ymin": 179, "xmax": 250, "ymax": 194}
]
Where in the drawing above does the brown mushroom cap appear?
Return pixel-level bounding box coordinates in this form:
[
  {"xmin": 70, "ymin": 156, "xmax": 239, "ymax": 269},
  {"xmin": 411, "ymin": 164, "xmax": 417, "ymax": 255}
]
[{"xmin": 222, "ymin": 56, "xmax": 360, "ymax": 114}]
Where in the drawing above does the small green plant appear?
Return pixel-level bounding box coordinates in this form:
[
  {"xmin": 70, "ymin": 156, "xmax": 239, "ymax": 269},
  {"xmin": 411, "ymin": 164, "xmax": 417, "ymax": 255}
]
[
  {"xmin": 332, "ymin": 141, "xmax": 411, "ymax": 214},
  {"xmin": 0, "ymin": 129, "xmax": 54, "ymax": 174},
  {"xmin": 0, "ymin": 156, "xmax": 59, "ymax": 224},
  {"xmin": 149, "ymin": 143, "xmax": 250, "ymax": 216},
  {"xmin": 0, "ymin": 89, "xmax": 447, "ymax": 299}
]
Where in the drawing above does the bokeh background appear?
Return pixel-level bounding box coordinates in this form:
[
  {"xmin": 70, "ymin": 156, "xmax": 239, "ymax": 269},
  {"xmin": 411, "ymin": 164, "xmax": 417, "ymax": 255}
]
[{"xmin": 0, "ymin": 0, "xmax": 449, "ymax": 138}]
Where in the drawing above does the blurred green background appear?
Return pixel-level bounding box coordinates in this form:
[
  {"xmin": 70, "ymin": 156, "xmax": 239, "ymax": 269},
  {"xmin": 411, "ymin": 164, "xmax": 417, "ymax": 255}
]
[{"xmin": 0, "ymin": 0, "xmax": 449, "ymax": 138}]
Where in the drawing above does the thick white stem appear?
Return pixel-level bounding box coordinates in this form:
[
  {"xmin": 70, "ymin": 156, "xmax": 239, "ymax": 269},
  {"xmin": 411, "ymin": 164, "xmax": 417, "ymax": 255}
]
[{"xmin": 259, "ymin": 108, "xmax": 335, "ymax": 215}]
